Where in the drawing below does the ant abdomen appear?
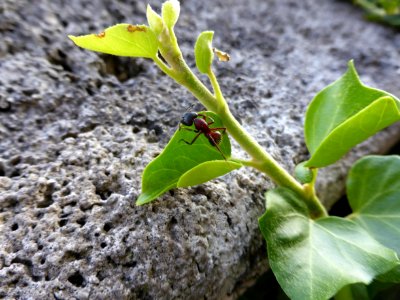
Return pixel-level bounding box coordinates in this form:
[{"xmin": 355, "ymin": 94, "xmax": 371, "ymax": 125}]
[{"xmin": 208, "ymin": 132, "xmax": 222, "ymax": 145}]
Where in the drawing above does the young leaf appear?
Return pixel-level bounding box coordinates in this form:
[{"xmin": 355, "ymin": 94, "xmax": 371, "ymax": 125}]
[
  {"xmin": 259, "ymin": 187, "xmax": 400, "ymax": 300},
  {"xmin": 294, "ymin": 161, "xmax": 314, "ymax": 184},
  {"xmin": 68, "ymin": 24, "xmax": 158, "ymax": 59},
  {"xmin": 147, "ymin": 5, "xmax": 164, "ymax": 36},
  {"xmin": 194, "ymin": 31, "xmax": 214, "ymax": 74},
  {"xmin": 162, "ymin": 0, "xmax": 180, "ymax": 29},
  {"xmin": 304, "ymin": 61, "xmax": 400, "ymax": 168},
  {"xmin": 137, "ymin": 112, "xmax": 241, "ymax": 205},
  {"xmin": 347, "ymin": 155, "xmax": 400, "ymax": 282}
]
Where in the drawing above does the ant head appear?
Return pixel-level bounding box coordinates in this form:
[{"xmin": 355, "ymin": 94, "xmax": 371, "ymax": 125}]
[{"xmin": 181, "ymin": 112, "xmax": 198, "ymax": 126}]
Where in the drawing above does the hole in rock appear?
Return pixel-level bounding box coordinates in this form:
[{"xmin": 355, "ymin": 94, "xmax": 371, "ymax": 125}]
[
  {"xmin": 10, "ymin": 169, "xmax": 20, "ymax": 177},
  {"xmin": 10, "ymin": 156, "xmax": 21, "ymax": 166},
  {"xmin": 95, "ymin": 186, "xmax": 112, "ymax": 201},
  {"xmin": 100, "ymin": 55, "xmax": 145, "ymax": 82},
  {"xmin": 0, "ymin": 164, "xmax": 5, "ymax": 176},
  {"xmin": 67, "ymin": 272, "xmax": 85, "ymax": 287},
  {"xmin": 103, "ymin": 222, "xmax": 112, "ymax": 232},
  {"xmin": 47, "ymin": 49, "xmax": 72, "ymax": 72},
  {"xmin": 59, "ymin": 219, "xmax": 68, "ymax": 227},
  {"xmin": 11, "ymin": 223, "xmax": 19, "ymax": 231},
  {"xmin": 76, "ymin": 217, "xmax": 86, "ymax": 226},
  {"xmin": 11, "ymin": 257, "xmax": 33, "ymax": 268},
  {"xmin": 123, "ymin": 261, "xmax": 137, "ymax": 268},
  {"xmin": 37, "ymin": 183, "xmax": 55, "ymax": 208},
  {"xmin": 64, "ymin": 251, "xmax": 83, "ymax": 261}
]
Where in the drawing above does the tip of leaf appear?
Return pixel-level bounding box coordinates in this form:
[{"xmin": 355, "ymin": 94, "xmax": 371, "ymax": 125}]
[
  {"xmin": 136, "ymin": 194, "xmax": 150, "ymax": 206},
  {"xmin": 162, "ymin": 0, "xmax": 180, "ymax": 28},
  {"xmin": 68, "ymin": 35, "xmax": 78, "ymax": 42}
]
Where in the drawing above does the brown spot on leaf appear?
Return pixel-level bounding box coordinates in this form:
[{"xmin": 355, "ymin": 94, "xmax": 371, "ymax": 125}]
[
  {"xmin": 95, "ymin": 32, "xmax": 106, "ymax": 38},
  {"xmin": 213, "ymin": 48, "xmax": 231, "ymax": 62},
  {"xmin": 127, "ymin": 25, "xmax": 147, "ymax": 33}
]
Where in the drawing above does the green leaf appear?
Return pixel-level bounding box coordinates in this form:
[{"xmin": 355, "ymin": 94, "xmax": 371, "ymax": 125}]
[
  {"xmin": 354, "ymin": 0, "xmax": 400, "ymax": 26},
  {"xmin": 147, "ymin": 4, "xmax": 164, "ymax": 36},
  {"xmin": 259, "ymin": 187, "xmax": 400, "ymax": 300},
  {"xmin": 347, "ymin": 155, "xmax": 400, "ymax": 281},
  {"xmin": 304, "ymin": 61, "xmax": 400, "ymax": 168},
  {"xmin": 68, "ymin": 24, "xmax": 158, "ymax": 59},
  {"xmin": 194, "ymin": 31, "xmax": 214, "ymax": 74},
  {"xmin": 162, "ymin": 0, "xmax": 180, "ymax": 29},
  {"xmin": 137, "ymin": 112, "xmax": 240, "ymax": 205},
  {"xmin": 177, "ymin": 160, "xmax": 241, "ymax": 187}
]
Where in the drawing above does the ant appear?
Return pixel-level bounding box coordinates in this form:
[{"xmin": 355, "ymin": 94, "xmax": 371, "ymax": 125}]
[{"xmin": 179, "ymin": 112, "xmax": 227, "ymax": 160}]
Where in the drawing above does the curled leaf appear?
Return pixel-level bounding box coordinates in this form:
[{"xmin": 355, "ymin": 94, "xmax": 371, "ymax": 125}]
[
  {"xmin": 194, "ymin": 31, "xmax": 214, "ymax": 74},
  {"xmin": 147, "ymin": 4, "xmax": 164, "ymax": 36},
  {"xmin": 162, "ymin": 0, "xmax": 180, "ymax": 29}
]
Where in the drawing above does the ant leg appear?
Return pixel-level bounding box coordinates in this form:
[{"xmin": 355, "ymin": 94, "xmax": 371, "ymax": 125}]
[
  {"xmin": 210, "ymin": 127, "xmax": 226, "ymax": 134},
  {"xmin": 179, "ymin": 124, "xmax": 199, "ymax": 132},
  {"xmin": 208, "ymin": 135, "xmax": 227, "ymax": 160},
  {"xmin": 198, "ymin": 114, "xmax": 215, "ymax": 125},
  {"xmin": 198, "ymin": 114, "xmax": 207, "ymax": 120},
  {"xmin": 179, "ymin": 132, "xmax": 202, "ymax": 145}
]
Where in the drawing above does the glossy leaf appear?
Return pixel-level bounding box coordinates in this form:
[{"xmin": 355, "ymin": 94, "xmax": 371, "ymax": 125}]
[
  {"xmin": 194, "ymin": 31, "xmax": 214, "ymax": 74},
  {"xmin": 354, "ymin": 0, "xmax": 400, "ymax": 26},
  {"xmin": 162, "ymin": 0, "xmax": 180, "ymax": 29},
  {"xmin": 305, "ymin": 61, "xmax": 400, "ymax": 168},
  {"xmin": 147, "ymin": 4, "xmax": 164, "ymax": 36},
  {"xmin": 347, "ymin": 155, "xmax": 400, "ymax": 281},
  {"xmin": 259, "ymin": 187, "xmax": 400, "ymax": 300},
  {"xmin": 68, "ymin": 24, "xmax": 158, "ymax": 59},
  {"xmin": 137, "ymin": 112, "xmax": 240, "ymax": 205}
]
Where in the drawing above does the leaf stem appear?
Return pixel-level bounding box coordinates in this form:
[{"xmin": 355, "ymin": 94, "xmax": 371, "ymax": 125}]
[
  {"xmin": 302, "ymin": 168, "xmax": 327, "ymax": 217},
  {"xmin": 208, "ymin": 68, "xmax": 225, "ymax": 107},
  {"xmin": 153, "ymin": 54, "xmax": 175, "ymax": 77}
]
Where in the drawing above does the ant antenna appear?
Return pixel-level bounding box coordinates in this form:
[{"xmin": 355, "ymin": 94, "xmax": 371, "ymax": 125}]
[{"xmin": 184, "ymin": 103, "xmax": 196, "ymax": 112}]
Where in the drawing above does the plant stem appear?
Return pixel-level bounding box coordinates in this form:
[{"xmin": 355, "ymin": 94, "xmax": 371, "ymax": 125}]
[
  {"xmin": 154, "ymin": 55, "xmax": 219, "ymax": 113},
  {"xmin": 153, "ymin": 41, "xmax": 327, "ymax": 218}
]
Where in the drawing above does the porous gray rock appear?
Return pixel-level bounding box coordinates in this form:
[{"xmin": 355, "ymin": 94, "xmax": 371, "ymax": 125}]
[{"xmin": 0, "ymin": 0, "xmax": 399, "ymax": 299}]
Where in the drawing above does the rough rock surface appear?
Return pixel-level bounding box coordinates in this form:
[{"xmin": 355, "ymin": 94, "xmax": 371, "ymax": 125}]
[{"xmin": 0, "ymin": 0, "xmax": 399, "ymax": 299}]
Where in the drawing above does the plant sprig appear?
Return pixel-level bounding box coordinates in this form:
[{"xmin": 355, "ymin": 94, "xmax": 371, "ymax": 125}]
[{"xmin": 69, "ymin": 1, "xmax": 400, "ymax": 298}]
